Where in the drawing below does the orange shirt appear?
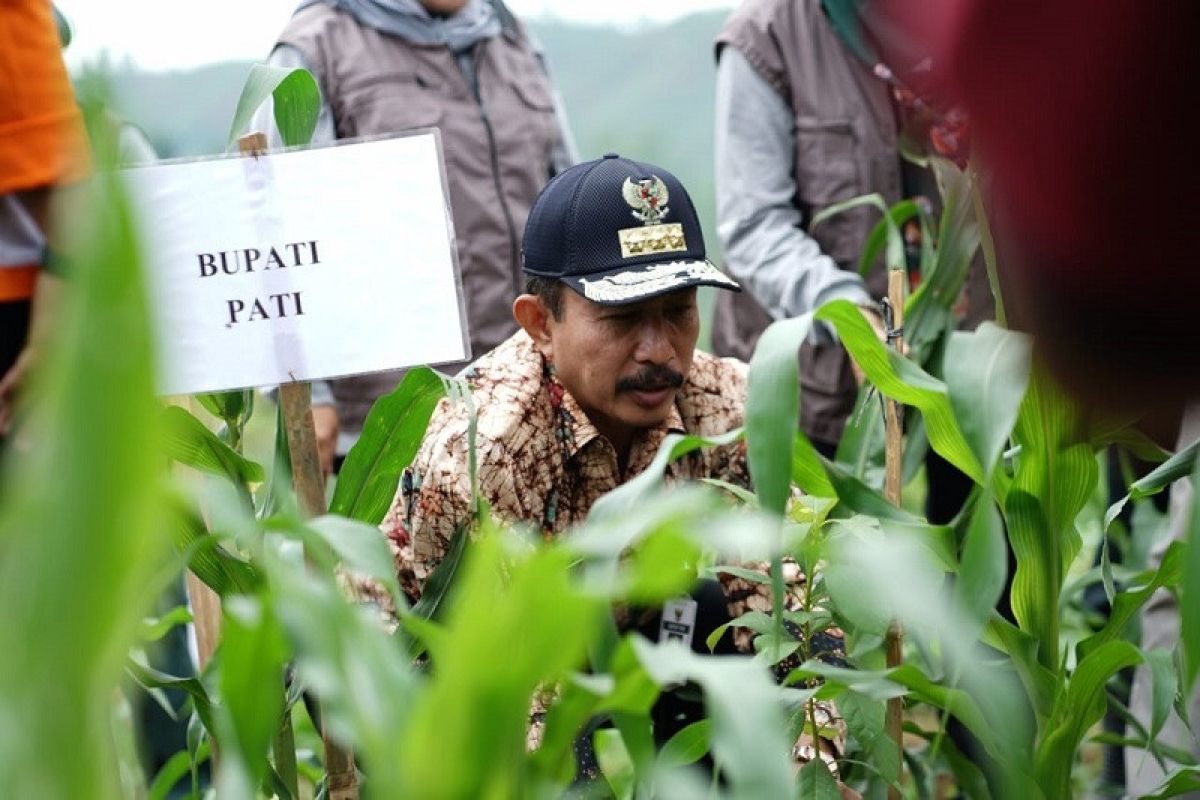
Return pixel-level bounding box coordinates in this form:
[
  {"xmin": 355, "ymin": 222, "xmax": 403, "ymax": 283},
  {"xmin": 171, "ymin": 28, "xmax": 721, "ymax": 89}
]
[
  {"xmin": 0, "ymin": 0, "xmax": 88, "ymax": 194},
  {"xmin": 0, "ymin": 0, "xmax": 88, "ymax": 300}
]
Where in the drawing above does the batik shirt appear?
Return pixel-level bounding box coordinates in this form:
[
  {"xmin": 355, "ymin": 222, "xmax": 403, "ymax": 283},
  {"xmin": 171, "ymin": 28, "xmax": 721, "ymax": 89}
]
[
  {"xmin": 380, "ymin": 330, "xmax": 749, "ymax": 600},
  {"xmin": 375, "ymin": 330, "xmax": 846, "ymax": 765}
]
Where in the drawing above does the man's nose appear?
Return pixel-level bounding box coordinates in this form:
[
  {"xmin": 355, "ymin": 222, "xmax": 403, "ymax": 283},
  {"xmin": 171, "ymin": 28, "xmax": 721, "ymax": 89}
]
[{"xmin": 633, "ymin": 318, "xmax": 673, "ymax": 364}]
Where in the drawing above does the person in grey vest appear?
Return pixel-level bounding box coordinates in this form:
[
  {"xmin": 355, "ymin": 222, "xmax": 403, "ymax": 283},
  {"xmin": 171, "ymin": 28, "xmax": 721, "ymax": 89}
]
[
  {"xmin": 710, "ymin": 0, "xmax": 991, "ymax": 466},
  {"xmin": 256, "ymin": 0, "xmax": 577, "ymax": 471}
]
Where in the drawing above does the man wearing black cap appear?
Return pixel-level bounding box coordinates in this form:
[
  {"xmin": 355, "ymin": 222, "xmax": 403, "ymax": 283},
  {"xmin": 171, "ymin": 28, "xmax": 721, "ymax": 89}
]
[
  {"xmin": 376, "ymin": 153, "xmax": 845, "ymax": 768},
  {"xmin": 381, "ymin": 153, "xmax": 746, "ymax": 596}
]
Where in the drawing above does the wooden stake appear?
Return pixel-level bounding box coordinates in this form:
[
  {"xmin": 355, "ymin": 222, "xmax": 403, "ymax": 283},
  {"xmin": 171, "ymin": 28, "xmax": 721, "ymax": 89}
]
[
  {"xmin": 172, "ymin": 392, "xmax": 222, "ymax": 671},
  {"xmin": 238, "ymin": 132, "xmax": 359, "ymax": 800},
  {"xmin": 883, "ymin": 268, "xmax": 906, "ymax": 800}
]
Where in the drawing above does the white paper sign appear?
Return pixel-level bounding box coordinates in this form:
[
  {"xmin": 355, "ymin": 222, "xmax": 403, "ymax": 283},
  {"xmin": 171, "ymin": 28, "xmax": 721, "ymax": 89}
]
[{"xmin": 123, "ymin": 132, "xmax": 470, "ymax": 396}]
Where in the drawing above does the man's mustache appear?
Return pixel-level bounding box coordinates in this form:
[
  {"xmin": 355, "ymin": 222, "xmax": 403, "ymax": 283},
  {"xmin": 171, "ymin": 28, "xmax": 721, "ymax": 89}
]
[{"xmin": 616, "ymin": 365, "xmax": 685, "ymax": 393}]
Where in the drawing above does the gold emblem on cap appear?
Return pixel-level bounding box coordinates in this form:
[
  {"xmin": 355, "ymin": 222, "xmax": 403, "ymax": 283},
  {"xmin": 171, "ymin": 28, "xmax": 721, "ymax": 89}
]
[
  {"xmin": 619, "ymin": 175, "xmax": 685, "ymax": 257},
  {"xmin": 619, "ymin": 223, "xmax": 687, "ymax": 258}
]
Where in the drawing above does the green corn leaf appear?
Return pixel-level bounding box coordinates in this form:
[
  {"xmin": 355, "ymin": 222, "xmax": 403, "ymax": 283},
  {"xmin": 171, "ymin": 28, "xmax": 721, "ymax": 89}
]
[
  {"xmin": 839, "ymin": 690, "xmax": 900, "ymax": 785},
  {"xmin": 1185, "ymin": 456, "xmax": 1200, "ymax": 690},
  {"xmin": 793, "ymin": 432, "xmax": 837, "ymax": 497},
  {"xmin": 1004, "ymin": 367, "xmax": 1095, "ymax": 669},
  {"xmin": 307, "ymin": 514, "xmax": 405, "ymax": 614},
  {"xmin": 408, "ymin": 521, "xmax": 467, "ymax": 623},
  {"xmin": 821, "ymin": 456, "xmax": 922, "ymax": 522},
  {"xmin": 532, "ymin": 641, "xmax": 659, "ymax": 783},
  {"xmin": 171, "ymin": 499, "xmax": 260, "ymax": 597},
  {"xmin": 983, "ymin": 618, "xmax": 1056, "ymax": 720},
  {"xmin": 227, "ymin": 64, "xmax": 320, "ymax": 149},
  {"xmin": 589, "ymin": 429, "xmax": 744, "ymax": 519},
  {"xmin": 854, "ymin": 198, "xmax": 922, "ymax": 278},
  {"xmin": 215, "ymin": 596, "xmax": 290, "ymax": 796},
  {"xmin": 954, "ymin": 490, "xmax": 1007, "ymax": 633},
  {"xmin": 125, "ymin": 660, "xmax": 217, "ymax": 735},
  {"xmin": 594, "ymin": 728, "xmax": 635, "ymax": 800},
  {"xmin": 816, "ymin": 300, "xmax": 984, "ymax": 483},
  {"xmin": 632, "ymin": 638, "xmax": 794, "ymax": 798},
  {"xmin": 904, "ymin": 722, "xmax": 993, "ymax": 799},
  {"xmin": 162, "ymin": 405, "xmax": 265, "ymax": 484},
  {"xmin": 1077, "ymin": 542, "xmax": 1184, "ymax": 660},
  {"xmin": 0, "ymin": 142, "xmax": 168, "ymax": 798},
  {"xmin": 942, "ymin": 323, "xmax": 1033, "ymax": 480},
  {"xmin": 146, "ymin": 749, "xmax": 203, "ymax": 800},
  {"xmin": 195, "ymin": 389, "xmax": 253, "ymax": 428},
  {"xmin": 330, "ymin": 366, "xmax": 445, "ymax": 525},
  {"xmin": 811, "ymin": 192, "xmax": 903, "ymax": 272},
  {"xmin": 700, "ymin": 477, "xmax": 759, "ymax": 505},
  {"xmin": 398, "ymin": 531, "xmax": 602, "ymax": 797},
  {"xmin": 904, "ymin": 159, "xmax": 980, "ymax": 357},
  {"xmin": 1036, "ymin": 640, "xmax": 1143, "ymax": 798},
  {"xmin": 797, "ymin": 757, "xmax": 842, "ymax": 800},
  {"xmin": 139, "ymin": 606, "xmax": 194, "ymax": 643},
  {"xmin": 1140, "ymin": 767, "xmax": 1200, "ymax": 798},
  {"xmin": 789, "ymin": 661, "xmax": 1000, "ymax": 759},
  {"xmin": 657, "ymin": 719, "xmax": 712, "ymax": 769},
  {"xmin": 746, "ymin": 315, "xmax": 811, "ymax": 515},
  {"xmin": 1147, "ymin": 648, "xmax": 1179, "ymax": 742},
  {"xmin": 971, "ymin": 168, "xmax": 1007, "ymax": 327},
  {"xmin": 262, "ymin": 543, "xmax": 420, "ymax": 798},
  {"xmin": 1106, "ymin": 435, "xmax": 1200, "ymax": 530}
]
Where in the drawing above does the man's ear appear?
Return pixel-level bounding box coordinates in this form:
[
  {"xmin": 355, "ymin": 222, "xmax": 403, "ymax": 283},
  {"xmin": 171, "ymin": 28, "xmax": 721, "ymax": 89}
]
[{"xmin": 513, "ymin": 294, "xmax": 554, "ymax": 358}]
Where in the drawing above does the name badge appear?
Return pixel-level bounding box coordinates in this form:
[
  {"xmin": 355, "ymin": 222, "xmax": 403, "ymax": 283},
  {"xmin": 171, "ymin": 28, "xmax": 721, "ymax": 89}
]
[{"xmin": 659, "ymin": 597, "xmax": 698, "ymax": 647}]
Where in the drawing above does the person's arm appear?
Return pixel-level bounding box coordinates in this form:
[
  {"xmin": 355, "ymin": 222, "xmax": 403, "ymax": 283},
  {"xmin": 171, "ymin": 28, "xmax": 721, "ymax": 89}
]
[{"xmin": 715, "ymin": 48, "xmax": 872, "ymax": 331}]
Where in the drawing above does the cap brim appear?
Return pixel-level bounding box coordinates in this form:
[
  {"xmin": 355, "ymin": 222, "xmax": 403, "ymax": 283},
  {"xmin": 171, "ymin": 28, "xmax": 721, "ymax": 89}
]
[{"xmin": 561, "ymin": 259, "xmax": 741, "ymax": 306}]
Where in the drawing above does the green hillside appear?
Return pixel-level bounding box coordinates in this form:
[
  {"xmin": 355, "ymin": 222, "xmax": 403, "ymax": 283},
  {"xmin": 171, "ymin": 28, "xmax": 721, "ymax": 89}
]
[{"xmin": 87, "ymin": 12, "xmax": 725, "ymax": 224}]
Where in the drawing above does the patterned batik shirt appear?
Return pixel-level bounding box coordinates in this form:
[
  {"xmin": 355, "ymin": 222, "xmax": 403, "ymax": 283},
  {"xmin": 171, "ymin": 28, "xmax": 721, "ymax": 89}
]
[
  {"xmin": 374, "ymin": 330, "xmax": 846, "ymax": 767},
  {"xmin": 380, "ymin": 329, "xmax": 751, "ymax": 602}
]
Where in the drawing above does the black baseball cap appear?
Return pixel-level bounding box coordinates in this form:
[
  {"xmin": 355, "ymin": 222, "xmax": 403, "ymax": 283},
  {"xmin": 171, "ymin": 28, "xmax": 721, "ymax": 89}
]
[{"xmin": 521, "ymin": 153, "xmax": 741, "ymax": 305}]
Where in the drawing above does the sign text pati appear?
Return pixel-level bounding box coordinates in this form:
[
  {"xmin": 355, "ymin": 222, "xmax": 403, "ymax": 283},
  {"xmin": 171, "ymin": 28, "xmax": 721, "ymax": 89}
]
[{"xmin": 123, "ymin": 131, "xmax": 470, "ymax": 396}]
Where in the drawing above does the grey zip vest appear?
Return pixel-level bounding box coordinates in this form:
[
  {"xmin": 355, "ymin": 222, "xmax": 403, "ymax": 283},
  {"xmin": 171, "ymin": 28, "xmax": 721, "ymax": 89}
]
[
  {"xmin": 279, "ymin": 4, "xmax": 560, "ymax": 436},
  {"xmin": 710, "ymin": 0, "xmax": 990, "ymax": 446}
]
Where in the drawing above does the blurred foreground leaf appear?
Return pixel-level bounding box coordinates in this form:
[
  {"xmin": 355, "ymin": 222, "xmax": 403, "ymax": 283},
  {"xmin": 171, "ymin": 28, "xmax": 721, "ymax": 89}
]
[
  {"xmin": 0, "ymin": 131, "xmax": 168, "ymax": 797},
  {"xmin": 227, "ymin": 64, "xmax": 320, "ymax": 149}
]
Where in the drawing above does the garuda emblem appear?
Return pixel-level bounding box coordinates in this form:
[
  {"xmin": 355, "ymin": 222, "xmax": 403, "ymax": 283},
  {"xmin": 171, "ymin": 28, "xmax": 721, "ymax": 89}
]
[{"xmin": 622, "ymin": 176, "xmax": 670, "ymax": 225}]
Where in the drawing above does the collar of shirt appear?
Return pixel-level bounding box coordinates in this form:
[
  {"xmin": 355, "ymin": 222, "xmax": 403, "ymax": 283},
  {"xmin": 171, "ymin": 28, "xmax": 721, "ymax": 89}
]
[{"xmin": 542, "ymin": 354, "xmax": 687, "ymax": 478}]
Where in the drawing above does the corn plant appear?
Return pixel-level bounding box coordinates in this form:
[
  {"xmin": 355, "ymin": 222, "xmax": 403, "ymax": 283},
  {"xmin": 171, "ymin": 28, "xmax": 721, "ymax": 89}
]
[{"xmin": 6, "ymin": 72, "xmax": 1200, "ymax": 800}]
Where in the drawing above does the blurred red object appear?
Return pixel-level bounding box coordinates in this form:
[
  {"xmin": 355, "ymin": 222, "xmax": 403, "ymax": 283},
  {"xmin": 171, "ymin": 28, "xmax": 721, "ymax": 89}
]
[{"xmin": 879, "ymin": 0, "xmax": 1199, "ymax": 411}]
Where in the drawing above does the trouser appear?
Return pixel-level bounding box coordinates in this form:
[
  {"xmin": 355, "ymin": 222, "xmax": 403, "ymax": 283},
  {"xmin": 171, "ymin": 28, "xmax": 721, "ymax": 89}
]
[{"xmin": 0, "ymin": 298, "xmax": 30, "ymax": 459}]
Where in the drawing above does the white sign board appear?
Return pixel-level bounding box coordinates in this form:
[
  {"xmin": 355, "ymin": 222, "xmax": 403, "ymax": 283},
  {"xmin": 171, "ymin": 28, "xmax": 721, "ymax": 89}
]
[{"xmin": 123, "ymin": 131, "xmax": 470, "ymax": 396}]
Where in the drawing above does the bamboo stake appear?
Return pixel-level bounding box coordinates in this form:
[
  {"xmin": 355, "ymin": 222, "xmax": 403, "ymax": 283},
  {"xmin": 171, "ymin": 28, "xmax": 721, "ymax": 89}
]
[
  {"xmin": 883, "ymin": 269, "xmax": 906, "ymax": 800},
  {"xmin": 238, "ymin": 132, "xmax": 359, "ymax": 800},
  {"xmin": 169, "ymin": 392, "xmax": 223, "ymax": 670}
]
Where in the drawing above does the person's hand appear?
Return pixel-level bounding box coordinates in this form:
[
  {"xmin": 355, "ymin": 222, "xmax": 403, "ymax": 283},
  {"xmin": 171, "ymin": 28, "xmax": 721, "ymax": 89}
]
[
  {"xmin": 839, "ymin": 784, "xmax": 864, "ymax": 800},
  {"xmin": 0, "ymin": 346, "xmax": 35, "ymax": 436},
  {"xmin": 311, "ymin": 403, "xmax": 338, "ymax": 475}
]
